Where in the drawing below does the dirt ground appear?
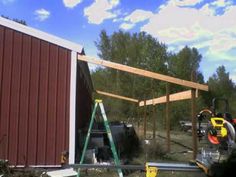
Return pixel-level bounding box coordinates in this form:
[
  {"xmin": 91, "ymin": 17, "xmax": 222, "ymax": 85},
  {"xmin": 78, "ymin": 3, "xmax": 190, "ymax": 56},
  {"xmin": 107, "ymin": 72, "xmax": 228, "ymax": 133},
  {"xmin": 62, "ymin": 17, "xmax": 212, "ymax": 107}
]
[
  {"xmin": 77, "ymin": 129, "xmax": 206, "ymax": 177},
  {"xmin": 1, "ymin": 130, "xmax": 206, "ymax": 177}
]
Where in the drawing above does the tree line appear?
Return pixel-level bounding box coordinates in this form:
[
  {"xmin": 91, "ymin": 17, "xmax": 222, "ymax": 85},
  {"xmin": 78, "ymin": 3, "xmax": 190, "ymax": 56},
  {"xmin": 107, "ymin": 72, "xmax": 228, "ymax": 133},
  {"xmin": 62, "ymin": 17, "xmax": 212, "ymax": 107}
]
[{"xmin": 91, "ymin": 30, "xmax": 236, "ymax": 129}]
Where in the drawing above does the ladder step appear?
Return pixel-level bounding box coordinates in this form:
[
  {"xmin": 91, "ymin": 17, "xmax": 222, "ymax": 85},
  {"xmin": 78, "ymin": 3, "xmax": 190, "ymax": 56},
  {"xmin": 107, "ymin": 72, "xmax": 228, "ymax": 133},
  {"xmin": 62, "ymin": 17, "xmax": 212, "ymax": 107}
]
[{"xmin": 91, "ymin": 130, "xmax": 107, "ymax": 134}]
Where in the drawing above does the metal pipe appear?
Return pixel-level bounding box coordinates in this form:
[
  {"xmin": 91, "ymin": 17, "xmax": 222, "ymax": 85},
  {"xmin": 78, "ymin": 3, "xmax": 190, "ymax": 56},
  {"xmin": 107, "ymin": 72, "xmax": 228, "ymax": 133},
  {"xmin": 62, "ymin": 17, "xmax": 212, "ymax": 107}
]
[{"xmin": 67, "ymin": 162, "xmax": 202, "ymax": 172}]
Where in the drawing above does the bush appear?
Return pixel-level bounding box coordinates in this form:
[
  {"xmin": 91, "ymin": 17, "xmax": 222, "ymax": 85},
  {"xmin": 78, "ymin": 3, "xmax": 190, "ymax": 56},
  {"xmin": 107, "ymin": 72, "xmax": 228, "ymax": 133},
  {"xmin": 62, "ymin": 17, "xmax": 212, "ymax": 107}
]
[
  {"xmin": 0, "ymin": 160, "xmax": 49, "ymax": 177},
  {"xmin": 144, "ymin": 140, "xmax": 167, "ymax": 160}
]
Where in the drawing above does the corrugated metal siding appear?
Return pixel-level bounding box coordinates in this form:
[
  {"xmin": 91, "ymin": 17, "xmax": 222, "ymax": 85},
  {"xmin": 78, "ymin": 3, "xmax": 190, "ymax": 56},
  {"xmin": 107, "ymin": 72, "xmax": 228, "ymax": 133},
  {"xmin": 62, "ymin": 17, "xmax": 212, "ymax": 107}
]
[{"xmin": 0, "ymin": 25, "xmax": 71, "ymax": 166}]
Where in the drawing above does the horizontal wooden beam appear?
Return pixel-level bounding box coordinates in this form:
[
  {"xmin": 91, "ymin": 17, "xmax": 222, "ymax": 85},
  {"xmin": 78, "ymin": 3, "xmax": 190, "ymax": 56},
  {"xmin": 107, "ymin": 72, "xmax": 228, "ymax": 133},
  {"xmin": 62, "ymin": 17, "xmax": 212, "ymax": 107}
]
[
  {"xmin": 139, "ymin": 90, "xmax": 198, "ymax": 106},
  {"xmin": 96, "ymin": 90, "xmax": 139, "ymax": 103},
  {"xmin": 78, "ymin": 55, "xmax": 208, "ymax": 91}
]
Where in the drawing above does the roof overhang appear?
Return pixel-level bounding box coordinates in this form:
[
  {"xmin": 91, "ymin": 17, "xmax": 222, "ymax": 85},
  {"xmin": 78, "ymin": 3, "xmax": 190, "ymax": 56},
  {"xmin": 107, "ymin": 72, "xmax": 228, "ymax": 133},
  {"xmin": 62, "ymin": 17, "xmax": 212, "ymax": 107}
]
[{"xmin": 0, "ymin": 17, "xmax": 83, "ymax": 53}]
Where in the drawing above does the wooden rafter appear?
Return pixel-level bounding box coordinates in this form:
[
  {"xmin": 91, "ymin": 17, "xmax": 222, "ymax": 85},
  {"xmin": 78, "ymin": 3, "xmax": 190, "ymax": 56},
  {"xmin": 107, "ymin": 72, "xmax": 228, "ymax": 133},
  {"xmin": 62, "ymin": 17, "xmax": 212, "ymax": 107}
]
[
  {"xmin": 139, "ymin": 90, "xmax": 198, "ymax": 106},
  {"xmin": 77, "ymin": 55, "xmax": 208, "ymax": 91},
  {"xmin": 96, "ymin": 90, "xmax": 139, "ymax": 103}
]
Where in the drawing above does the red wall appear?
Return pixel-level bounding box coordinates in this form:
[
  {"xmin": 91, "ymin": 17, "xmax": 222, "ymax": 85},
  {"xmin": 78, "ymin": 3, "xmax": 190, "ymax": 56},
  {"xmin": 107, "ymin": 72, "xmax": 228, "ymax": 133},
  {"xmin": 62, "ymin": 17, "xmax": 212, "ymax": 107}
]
[{"xmin": 0, "ymin": 25, "xmax": 72, "ymax": 166}]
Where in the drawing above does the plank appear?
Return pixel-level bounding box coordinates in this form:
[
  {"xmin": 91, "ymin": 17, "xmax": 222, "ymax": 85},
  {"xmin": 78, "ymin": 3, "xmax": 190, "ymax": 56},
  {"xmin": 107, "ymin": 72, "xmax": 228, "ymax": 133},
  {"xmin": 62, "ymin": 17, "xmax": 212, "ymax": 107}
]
[
  {"xmin": 96, "ymin": 90, "xmax": 139, "ymax": 103},
  {"xmin": 77, "ymin": 55, "xmax": 208, "ymax": 91},
  {"xmin": 139, "ymin": 90, "xmax": 198, "ymax": 106}
]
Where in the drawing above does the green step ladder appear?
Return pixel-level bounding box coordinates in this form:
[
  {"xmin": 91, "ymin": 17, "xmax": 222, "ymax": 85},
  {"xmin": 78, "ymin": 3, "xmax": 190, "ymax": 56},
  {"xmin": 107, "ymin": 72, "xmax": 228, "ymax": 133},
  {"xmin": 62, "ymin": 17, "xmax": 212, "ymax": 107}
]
[{"xmin": 77, "ymin": 99, "xmax": 123, "ymax": 177}]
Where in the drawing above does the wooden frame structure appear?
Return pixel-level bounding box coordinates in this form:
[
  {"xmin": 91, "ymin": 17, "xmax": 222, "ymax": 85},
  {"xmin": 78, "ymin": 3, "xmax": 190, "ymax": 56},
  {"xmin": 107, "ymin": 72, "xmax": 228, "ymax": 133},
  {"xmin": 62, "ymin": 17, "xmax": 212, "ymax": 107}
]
[
  {"xmin": 78, "ymin": 55, "xmax": 208, "ymax": 91},
  {"xmin": 96, "ymin": 90, "xmax": 139, "ymax": 103},
  {"xmin": 139, "ymin": 90, "xmax": 198, "ymax": 106},
  {"xmin": 78, "ymin": 54, "xmax": 208, "ymax": 159}
]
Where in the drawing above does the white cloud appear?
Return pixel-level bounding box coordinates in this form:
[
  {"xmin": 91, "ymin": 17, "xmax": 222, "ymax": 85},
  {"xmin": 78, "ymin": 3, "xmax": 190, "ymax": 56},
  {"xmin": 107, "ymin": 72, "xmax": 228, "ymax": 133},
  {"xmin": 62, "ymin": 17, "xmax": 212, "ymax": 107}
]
[
  {"xmin": 168, "ymin": 0, "xmax": 204, "ymax": 7},
  {"xmin": 139, "ymin": 2, "xmax": 236, "ymax": 61},
  {"xmin": 211, "ymin": 0, "xmax": 232, "ymax": 7},
  {"xmin": 230, "ymin": 73, "xmax": 236, "ymax": 82},
  {"xmin": 1, "ymin": 0, "xmax": 15, "ymax": 4},
  {"xmin": 124, "ymin": 9, "xmax": 153, "ymax": 24},
  {"xmin": 63, "ymin": 0, "xmax": 83, "ymax": 8},
  {"xmin": 84, "ymin": 0, "xmax": 119, "ymax": 24},
  {"xmin": 34, "ymin": 8, "xmax": 51, "ymax": 21},
  {"xmin": 200, "ymin": 4, "xmax": 215, "ymax": 16},
  {"xmin": 119, "ymin": 9, "xmax": 153, "ymax": 30},
  {"xmin": 119, "ymin": 23, "xmax": 134, "ymax": 30},
  {"xmin": 110, "ymin": 0, "xmax": 119, "ymax": 6}
]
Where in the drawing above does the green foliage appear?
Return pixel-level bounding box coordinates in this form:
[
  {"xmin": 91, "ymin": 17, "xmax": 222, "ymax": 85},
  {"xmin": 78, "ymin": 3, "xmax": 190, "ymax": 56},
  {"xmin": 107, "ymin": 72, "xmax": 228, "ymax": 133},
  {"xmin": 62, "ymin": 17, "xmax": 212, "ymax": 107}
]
[
  {"xmin": 168, "ymin": 46, "xmax": 204, "ymax": 92},
  {"xmin": 206, "ymin": 65, "xmax": 236, "ymax": 115},
  {"xmin": 92, "ymin": 30, "xmax": 236, "ymax": 129},
  {"xmin": 0, "ymin": 160, "xmax": 48, "ymax": 177},
  {"xmin": 145, "ymin": 140, "xmax": 167, "ymax": 160},
  {"xmin": 93, "ymin": 30, "xmax": 169, "ymax": 121},
  {"xmin": 0, "ymin": 160, "xmax": 11, "ymax": 176}
]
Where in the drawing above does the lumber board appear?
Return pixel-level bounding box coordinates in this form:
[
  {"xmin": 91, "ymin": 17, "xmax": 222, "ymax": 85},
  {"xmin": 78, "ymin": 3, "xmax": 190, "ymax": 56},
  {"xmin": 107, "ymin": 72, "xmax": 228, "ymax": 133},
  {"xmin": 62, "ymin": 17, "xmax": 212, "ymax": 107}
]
[
  {"xmin": 139, "ymin": 90, "xmax": 198, "ymax": 106},
  {"xmin": 77, "ymin": 55, "xmax": 208, "ymax": 91},
  {"xmin": 96, "ymin": 90, "xmax": 139, "ymax": 103}
]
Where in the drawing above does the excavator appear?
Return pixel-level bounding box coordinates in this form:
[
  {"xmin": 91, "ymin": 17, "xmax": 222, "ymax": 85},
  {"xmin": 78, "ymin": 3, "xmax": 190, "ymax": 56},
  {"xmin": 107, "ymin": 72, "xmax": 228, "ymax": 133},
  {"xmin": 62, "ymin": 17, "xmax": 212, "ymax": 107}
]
[{"xmin": 195, "ymin": 98, "xmax": 236, "ymax": 176}]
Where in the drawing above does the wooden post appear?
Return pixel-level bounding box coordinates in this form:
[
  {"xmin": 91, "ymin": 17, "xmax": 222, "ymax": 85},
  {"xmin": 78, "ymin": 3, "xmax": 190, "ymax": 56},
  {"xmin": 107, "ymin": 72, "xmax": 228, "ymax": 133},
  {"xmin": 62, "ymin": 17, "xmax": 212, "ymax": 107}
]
[
  {"xmin": 153, "ymin": 104, "xmax": 156, "ymax": 139},
  {"xmin": 151, "ymin": 79, "xmax": 156, "ymax": 139},
  {"xmin": 137, "ymin": 104, "xmax": 140, "ymax": 135},
  {"xmin": 166, "ymin": 83, "xmax": 170, "ymax": 152},
  {"xmin": 144, "ymin": 100, "xmax": 147, "ymax": 138},
  {"xmin": 191, "ymin": 71, "xmax": 197, "ymax": 159}
]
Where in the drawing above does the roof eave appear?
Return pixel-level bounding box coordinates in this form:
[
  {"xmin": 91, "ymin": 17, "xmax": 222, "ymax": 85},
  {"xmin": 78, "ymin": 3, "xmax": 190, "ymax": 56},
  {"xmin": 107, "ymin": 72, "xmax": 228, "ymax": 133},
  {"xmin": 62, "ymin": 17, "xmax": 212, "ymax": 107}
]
[{"xmin": 0, "ymin": 17, "xmax": 83, "ymax": 53}]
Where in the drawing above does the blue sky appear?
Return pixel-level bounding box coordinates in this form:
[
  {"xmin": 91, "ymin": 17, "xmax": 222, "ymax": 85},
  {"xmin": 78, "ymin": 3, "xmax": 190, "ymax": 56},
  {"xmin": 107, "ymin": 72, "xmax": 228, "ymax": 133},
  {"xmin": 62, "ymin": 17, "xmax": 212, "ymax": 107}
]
[{"xmin": 1, "ymin": 0, "xmax": 236, "ymax": 82}]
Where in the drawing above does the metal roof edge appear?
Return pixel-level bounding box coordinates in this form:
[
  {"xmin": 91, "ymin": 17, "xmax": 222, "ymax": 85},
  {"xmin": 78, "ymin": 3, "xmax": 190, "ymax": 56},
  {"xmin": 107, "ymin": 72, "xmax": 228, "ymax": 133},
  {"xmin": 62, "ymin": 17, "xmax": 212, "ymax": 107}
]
[{"xmin": 0, "ymin": 17, "xmax": 83, "ymax": 53}]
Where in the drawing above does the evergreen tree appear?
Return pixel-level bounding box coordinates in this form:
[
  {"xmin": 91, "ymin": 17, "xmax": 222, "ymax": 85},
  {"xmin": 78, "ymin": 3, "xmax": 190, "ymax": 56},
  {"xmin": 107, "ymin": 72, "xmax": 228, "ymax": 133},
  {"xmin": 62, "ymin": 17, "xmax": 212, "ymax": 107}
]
[{"xmin": 207, "ymin": 66, "xmax": 236, "ymax": 115}]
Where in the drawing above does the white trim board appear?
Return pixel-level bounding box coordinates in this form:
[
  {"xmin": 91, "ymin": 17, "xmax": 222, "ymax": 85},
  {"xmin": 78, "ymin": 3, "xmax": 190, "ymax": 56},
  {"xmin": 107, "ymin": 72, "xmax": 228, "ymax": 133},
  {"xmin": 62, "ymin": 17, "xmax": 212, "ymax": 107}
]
[
  {"xmin": 0, "ymin": 17, "xmax": 83, "ymax": 53},
  {"xmin": 69, "ymin": 51, "xmax": 77, "ymax": 164}
]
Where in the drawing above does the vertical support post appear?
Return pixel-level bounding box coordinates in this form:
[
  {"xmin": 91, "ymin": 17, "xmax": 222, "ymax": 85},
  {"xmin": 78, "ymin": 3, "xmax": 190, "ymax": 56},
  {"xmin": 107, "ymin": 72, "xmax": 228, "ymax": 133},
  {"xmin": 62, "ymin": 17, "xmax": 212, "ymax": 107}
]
[
  {"xmin": 152, "ymin": 105, "xmax": 156, "ymax": 139},
  {"xmin": 152, "ymin": 103, "xmax": 156, "ymax": 139},
  {"xmin": 151, "ymin": 79, "xmax": 156, "ymax": 139},
  {"xmin": 191, "ymin": 71, "xmax": 197, "ymax": 159},
  {"xmin": 191, "ymin": 89, "xmax": 197, "ymax": 159},
  {"xmin": 166, "ymin": 83, "xmax": 170, "ymax": 152},
  {"xmin": 144, "ymin": 100, "xmax": 147, "ymax": 138},
  {"xmin": 137, "ymin": 104, "xmax": 140, "ymax": 135}
]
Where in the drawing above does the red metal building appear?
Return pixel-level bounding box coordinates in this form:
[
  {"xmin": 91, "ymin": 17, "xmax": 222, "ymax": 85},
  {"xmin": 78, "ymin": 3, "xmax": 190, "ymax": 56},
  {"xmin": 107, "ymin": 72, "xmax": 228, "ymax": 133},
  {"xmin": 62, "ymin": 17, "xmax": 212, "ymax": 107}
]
[{"xmin": 0, "ymin": 17, "xmax": 93, "ymax": 166}]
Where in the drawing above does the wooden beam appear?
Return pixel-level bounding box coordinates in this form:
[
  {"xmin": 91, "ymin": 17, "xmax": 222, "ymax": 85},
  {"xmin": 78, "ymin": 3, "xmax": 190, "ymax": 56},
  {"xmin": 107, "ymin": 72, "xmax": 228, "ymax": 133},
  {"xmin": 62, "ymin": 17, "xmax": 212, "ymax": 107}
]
[
  {"xmin": 96, "ymin": 90, "xmax": 139, "ymax": 103},
  {"xmin": 78, "ymin": 55, "xmax": 208, "ymax": 91},
  {"xmin": 139, "ymin": 90, "xmax": 198, "ymax": 106}
]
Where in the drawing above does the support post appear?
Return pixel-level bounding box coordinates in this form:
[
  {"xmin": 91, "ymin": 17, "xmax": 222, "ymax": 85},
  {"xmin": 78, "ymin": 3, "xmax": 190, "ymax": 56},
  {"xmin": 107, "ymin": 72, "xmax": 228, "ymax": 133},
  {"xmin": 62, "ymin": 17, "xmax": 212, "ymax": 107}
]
[
  {"xmin": 137, "ymin": 104, "xmax": 140, "ymax": 135},
  {"xmin": 191, "ymin": 71, "xmax": 197, "ymax": 159},
  {"xmin": 152, "ymin": 104, "xmax": 156, "ymax": 139},
  {"xmin": 151, "ymin": 79, "xmax": 156, "ymax": 139},
  {"xmin": 144, "ymin": 100, "xmax": 147, "ymax": 138},
  {"xmin": 166, "ymin": 83, "xmax": 170, "ymax": 152},
  {"xmin": 191, "ymin": 88, "xmax": 197, "ymax": 159}
]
